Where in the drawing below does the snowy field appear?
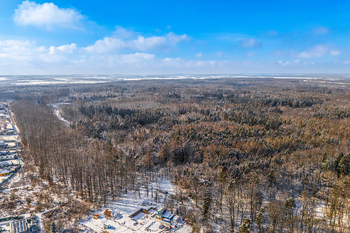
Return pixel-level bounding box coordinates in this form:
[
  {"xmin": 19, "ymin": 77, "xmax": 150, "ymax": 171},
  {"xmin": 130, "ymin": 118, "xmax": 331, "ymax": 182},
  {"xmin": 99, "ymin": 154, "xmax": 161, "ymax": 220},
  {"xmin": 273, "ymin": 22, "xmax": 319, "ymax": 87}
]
[
  {"xmin": 0, "ymin": 173, "xmax": 11, "ymax": 183},
  {"xmin": 81, "ymin": 179, "xmax": 192, "ymax": 233},
  {"xmin": 0, "ymin": 76, "xmax": 113, "ymax": 86}
]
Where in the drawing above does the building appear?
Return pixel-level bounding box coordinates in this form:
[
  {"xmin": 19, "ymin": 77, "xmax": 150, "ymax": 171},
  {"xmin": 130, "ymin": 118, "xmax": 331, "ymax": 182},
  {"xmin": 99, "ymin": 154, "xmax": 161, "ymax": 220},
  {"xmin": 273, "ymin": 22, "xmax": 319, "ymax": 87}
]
[
  {"xmin": 157, "ymin": 208, "xmax": 175, "ymax": 223},
  {"xmin": 173, "ymin": 215, "xmax": 184, "ymax": 228},
  {"xmin": 10, "ymin": 220, "xmax": 27, "ymax": 233},
  {"xmin": 26, "ymin": 214, "xmax": 38, "ymax": 232},
  {"xmin": 0, "ymin": 141, "xmax": 8, "ymax": 149},
  {"xmin": 1, "ymin": 124, "xmax": 14, "ymax": 134},
  {"xmin": 0, "ymin": 169, "xmax": 10, "ymax": 176},
  {"xmin": 0, "ymin": 215, "xmax": 38, "ymax": 233}
]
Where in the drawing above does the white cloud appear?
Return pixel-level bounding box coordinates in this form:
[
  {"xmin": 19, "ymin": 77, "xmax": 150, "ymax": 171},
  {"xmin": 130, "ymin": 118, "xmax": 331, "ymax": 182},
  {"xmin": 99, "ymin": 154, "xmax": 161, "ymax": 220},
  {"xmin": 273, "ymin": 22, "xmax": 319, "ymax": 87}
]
[
  {"xmin": 238, "ymin": 38, "xmax": 262, "ymax": 48},
  {"xmin": 278, "ymin": 59, "xmax": 299, "ymax": 66},
  {"xmin": 0, "ymin": 40, "xmax": 80, "ymax": 65},
  {"xmin": 299, "ymin": 45, "xmax": 328, "ymax": 58},
  {"xmin": 246, "ymin": 52, "xmax": 255, "ymax": 57},
  {"xmin": 84, "ymin": 37, "xmax": 126, "ymax": 53},
  {"xmin": 14, "ymin": 0, "xmax": 83, "ymax": 29},
  {"xmin": 0, "ymin": 38, "xmax": 235, "ymax": 73},
  {"xmin": 108, "ymin": 53, "xmax": 155, "ymax": 64},
  {"xmin": 113, "ymin": 26, "xmax": 134, "ymax": 39},
  {"xmin": 84, "ymin": 32, "xmax": 187, "ymax": 53},
  {"xmin": 0, "ymin": 27, "xmax": 189, "ymax": 72},
  {"xmin": 131, "ymin": 35, "xmax": 167, "ymax": 51},
  {"xmin": 196, "ymin": 53, "xmax": 203, "ymax": 58},
  {"xmin": 330, "ymin": 50, "xmax": 340, "ymax": 56},
  {"xmin": 161, "ymin": 57, "xmax": 222, "ymax": 69},
  {"xmin": 0, "ymin": 37, "xmax": 153, "ymax": 65},
  {"xmin": 0, "ymin": 40, "xmax": 37, "ymax": 62},
  {"xmin": 49, "ymin": 43, "xmax": 77, "ymax": 55}
]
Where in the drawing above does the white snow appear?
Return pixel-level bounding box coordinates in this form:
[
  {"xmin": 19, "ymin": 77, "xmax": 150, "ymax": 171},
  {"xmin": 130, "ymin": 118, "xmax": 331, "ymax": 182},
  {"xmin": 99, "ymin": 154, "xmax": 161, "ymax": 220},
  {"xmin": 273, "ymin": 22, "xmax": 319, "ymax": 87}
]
[
  {"xmin": 132, "ymin": 212, "xmax": 145, "ymax": 221},
  {"xmin": 53, "ymin": 109, "xmax": 70, "ymax": 127},
  {"xmin": 81, "ymin": 179, "xmax": 192, "ymax": 233}
]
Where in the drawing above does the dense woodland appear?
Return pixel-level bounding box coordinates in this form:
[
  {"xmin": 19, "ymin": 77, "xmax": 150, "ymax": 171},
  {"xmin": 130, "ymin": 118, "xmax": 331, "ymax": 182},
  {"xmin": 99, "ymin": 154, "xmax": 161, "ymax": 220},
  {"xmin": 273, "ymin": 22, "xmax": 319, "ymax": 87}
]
[{"xmin": 7, "ymin": 78, "xmax": 350, "ymax": 232}]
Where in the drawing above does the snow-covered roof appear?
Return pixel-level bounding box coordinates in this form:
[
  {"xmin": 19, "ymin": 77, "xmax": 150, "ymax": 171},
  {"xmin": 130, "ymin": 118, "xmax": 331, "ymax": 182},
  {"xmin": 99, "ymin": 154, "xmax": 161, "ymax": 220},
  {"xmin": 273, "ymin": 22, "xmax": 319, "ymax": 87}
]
[
  {"xmin": 132, "ymin": 212, "xmax": 145, "ymax": 221},
  {"xmin": 163, "ymin": 211, "xmax": 173, "ymax": 218},
  {"xmin": 0, "ymin": 169, "xmax": 9, "ymax": 174},
  {"xmin": 174, "ymin": 215, "xmax": 184, "ymax": 223}
]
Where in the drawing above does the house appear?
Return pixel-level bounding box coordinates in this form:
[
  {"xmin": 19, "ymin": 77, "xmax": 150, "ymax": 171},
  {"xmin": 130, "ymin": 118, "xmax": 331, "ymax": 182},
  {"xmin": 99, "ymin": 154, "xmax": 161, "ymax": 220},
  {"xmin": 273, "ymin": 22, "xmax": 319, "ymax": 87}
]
[
  {"xmin": 129, "ymin": 207, "xmax": 157, "ymax": 221},
  {"xmin": 173, "ymin": 215, "xmax": 184, "ymax": 228},
  {"xmin": 157, "ymin": 208, "xmax": 175, "ymax": 223},
  {"xmin": 27, "ymin": 214, "xmax": 38, "ymax": 233},
  {"xmin": 0, "ymin": 141, "xmax": 8, "ymax": 149},
  {"xmin": 1, "ymin": 161, "xmax": 10, "ymax": 167},
  {"xmin": 0, "ymin": 215, "xmax": 38, "ymax": 233},
  {"xmin": 0, "ymin": 169, "xmax": 10, "ymax": 176},
  {"xmin": 1, "ymin": 124, "xmax": 14, "ymax": 134},
  {"xmin": 10, "ymin": 219, "xmax": 27, "ymax": 233},
  {"xmin": 129, "ymin": 208, "xmax": 148, "ymax": 221}
]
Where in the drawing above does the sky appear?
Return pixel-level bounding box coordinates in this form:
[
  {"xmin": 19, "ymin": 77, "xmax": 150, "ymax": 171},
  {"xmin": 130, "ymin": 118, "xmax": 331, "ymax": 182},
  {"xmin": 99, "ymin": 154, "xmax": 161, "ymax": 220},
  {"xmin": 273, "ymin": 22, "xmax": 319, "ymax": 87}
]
[{"xmin": 0, "ymin": 0, "xmax": 350, "ymax": 75}]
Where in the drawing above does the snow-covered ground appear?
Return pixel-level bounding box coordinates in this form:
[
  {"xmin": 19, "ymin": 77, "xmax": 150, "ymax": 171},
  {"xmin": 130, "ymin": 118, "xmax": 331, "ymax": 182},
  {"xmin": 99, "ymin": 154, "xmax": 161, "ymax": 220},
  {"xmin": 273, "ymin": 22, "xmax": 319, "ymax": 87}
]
[
  {"xmin": 49, "ymin": 103, "xmax": 71, "ymax": 127},
  {"xmin": 53, "ymin": 109, "xmax": 70, "ymax": 127},
  {"xmin": 0, "ymin": 173, "xmax": 11, "ymax": 183},
  {"xmin": 81, "ymin": 179, "xmax": 192, "ymax": 233}
]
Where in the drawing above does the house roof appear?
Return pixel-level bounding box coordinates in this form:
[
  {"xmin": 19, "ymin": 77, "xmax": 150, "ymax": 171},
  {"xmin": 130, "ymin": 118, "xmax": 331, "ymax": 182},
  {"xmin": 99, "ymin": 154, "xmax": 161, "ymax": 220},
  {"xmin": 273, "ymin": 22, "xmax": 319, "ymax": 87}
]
[{"xmin": 0, "ymin": 169, "xmax": 9, "ymax": 174}]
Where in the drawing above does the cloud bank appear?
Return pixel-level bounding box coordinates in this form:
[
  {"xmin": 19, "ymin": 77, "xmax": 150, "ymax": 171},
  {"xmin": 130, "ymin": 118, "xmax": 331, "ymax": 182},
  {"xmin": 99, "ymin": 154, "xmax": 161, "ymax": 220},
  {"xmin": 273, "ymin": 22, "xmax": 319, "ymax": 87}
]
[
  {"xmin": 4, "ymin": 2, "xmax": 349, "ymax": 74},
  {"xmin": 84, "ymin": 32, "xmax": 188, "ymax": 53},
  {"xmin": 299, "ymin": 45, "xmax": 328, "ymax": 58},
  {"xmin": 14, "ymin": 0, "xmax": 83, "ymax": 29}
]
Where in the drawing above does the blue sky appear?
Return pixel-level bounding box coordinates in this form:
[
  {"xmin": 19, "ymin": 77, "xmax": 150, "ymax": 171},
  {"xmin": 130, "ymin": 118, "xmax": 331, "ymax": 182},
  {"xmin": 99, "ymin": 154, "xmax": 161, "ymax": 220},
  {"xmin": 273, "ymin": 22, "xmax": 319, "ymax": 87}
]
[{"xmin": 0, "ymin": 0, "xmax": 350, "ymax": 74}]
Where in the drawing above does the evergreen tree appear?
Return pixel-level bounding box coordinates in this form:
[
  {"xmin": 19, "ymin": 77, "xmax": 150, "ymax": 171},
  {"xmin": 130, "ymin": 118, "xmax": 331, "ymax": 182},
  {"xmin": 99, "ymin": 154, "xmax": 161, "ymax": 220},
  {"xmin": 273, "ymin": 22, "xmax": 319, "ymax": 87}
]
[{"xmin": 51, "ymin": 221, "xmax": 57, "ymax": 233}]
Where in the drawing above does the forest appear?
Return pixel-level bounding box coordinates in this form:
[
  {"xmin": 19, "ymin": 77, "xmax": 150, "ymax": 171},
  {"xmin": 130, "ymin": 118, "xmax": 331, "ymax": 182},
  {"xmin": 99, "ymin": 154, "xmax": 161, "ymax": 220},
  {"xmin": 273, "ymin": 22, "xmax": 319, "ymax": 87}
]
[{"xmin": 5, "ymin": 77, "xmax": 350, "ymax": 232}]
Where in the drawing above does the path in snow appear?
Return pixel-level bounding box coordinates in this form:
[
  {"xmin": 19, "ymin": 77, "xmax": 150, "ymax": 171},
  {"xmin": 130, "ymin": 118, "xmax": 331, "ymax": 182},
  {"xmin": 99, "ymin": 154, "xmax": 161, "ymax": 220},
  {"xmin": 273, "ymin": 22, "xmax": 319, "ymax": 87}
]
[{"xmin": 53, "ymin": 109, "xmax": 70, "ymax": 127}]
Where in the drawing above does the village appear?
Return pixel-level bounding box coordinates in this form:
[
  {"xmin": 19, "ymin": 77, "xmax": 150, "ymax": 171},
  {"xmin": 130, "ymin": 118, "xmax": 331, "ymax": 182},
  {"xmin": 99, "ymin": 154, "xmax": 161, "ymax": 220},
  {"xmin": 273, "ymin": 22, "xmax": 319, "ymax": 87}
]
[
  {"xmin": 0, "ymin": 103, "xmax": 21, "ymax": 190},
  {"xmin": 0, "ymin": 103, "xmax": 40, "ymax": 233}
]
